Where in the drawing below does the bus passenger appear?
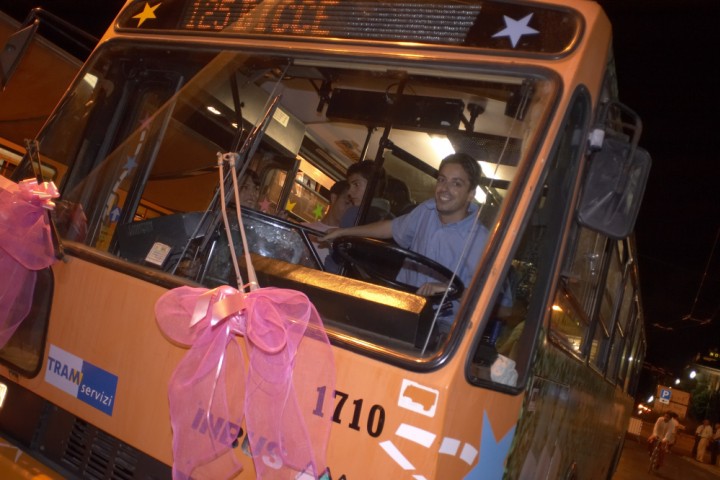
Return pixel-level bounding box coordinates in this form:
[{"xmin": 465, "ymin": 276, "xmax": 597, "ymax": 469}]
[
  {"xmin": 302, "ymin": 180, "xmax": 352, "ymax": 263},
  {"xmin": 238, "ymin": 169, "xmax": 261, "ymax": 209},
  {"xmin": 384, "ymin": 176, "xmax": 416, "ymax": 216},
  {"xmin": 322, "ymin": 153, "xmax": 509, "ymax": 335},
  {"xmin": 322, "ymin": 160, "xmax": 391, "ymax": 272},
  {"xmin": 340, "ymin": 160, "xmax": 392, "ymax": 227}
]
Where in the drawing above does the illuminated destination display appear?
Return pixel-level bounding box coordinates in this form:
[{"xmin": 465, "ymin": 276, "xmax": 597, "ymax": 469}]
[{"xmin": 117, "ymin": 0, "xmax": 581, "ymax": 56}]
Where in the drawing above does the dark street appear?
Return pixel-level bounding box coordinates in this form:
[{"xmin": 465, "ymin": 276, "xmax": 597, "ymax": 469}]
[{"xmin": 614, "ymin": 434, "xmax": 720, "ymax": 480}]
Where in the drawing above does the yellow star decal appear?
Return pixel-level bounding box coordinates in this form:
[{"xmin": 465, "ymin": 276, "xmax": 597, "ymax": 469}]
[
  {"xmin": 286, "ymin": 201, "xmax": 297, "ymax": 212},
  {"xmin": 134, "ymin": 2, "xmax": 160, "ymax": 27}
]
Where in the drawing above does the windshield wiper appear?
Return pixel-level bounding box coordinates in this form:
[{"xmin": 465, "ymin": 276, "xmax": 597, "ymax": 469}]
[{"xmin": 170, "ymin": 63, "xmax": 290, "ymax": 276}]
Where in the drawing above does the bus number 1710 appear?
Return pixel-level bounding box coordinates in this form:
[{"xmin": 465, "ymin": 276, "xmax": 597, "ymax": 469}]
[{"xmin": 313, "ymin": 386, "xmax": 385, "ymax": 438}]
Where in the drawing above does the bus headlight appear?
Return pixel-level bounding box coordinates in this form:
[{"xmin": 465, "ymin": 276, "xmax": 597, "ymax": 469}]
[{"xmin": 0, "ymin": 382, "xmax": 7, "ymax": 409}]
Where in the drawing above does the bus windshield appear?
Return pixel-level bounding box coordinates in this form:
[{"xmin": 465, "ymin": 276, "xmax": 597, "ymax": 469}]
[{"xmin": 35, "ymin": 42, "xmax": 555, "ymax": 358}]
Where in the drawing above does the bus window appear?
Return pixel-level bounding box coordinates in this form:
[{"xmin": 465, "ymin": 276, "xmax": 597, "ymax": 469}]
[
  {"xmin": 471, "ymin": 87, "xmax": 590, "ymax": 387},
  {"xmin": 624, "ymin": 305, "xmax": 645, "ymax": 394},
  {"xmin": 1, "ymin": 139, "xmax": 57, "ymax": 180},
  {"xmin": 28, "ymin": 45, "xmax": 556, "ymax": 358},
  {"xmin": 551, "ymin": 226, "xmax": 609, "ymax": 356},
  {"xmin": 0, "ymin": 141, "xmax": 24, "ymax": 178},
  {"xmin": 0, "ymin": 268, "xmax": 53, "ymax": 376},
  {"xmin": 283, "ymin": 161, "xmax": 336, "ymax": 222},
  {"xmin": 260, "ymin": 166, "xmax": 288, "ymax": 214},
  {"xmin": 588, "ymin": 242, "xmax": 623, "ymax": 371},
  {"xmin": 606, "ymin": 261, "xmax": 636, "ymax": 382}
]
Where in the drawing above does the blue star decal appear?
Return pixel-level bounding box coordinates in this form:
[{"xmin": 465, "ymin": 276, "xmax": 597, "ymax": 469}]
[
  {"xmin": 124, "ymin": 156, "xmax": 138, "ymax": 171},
  {"xmin": 464, "ymin": 411, "xmax": 516, "ymax": 479},
  {"xmin": 139, "ymin": 115, "xmax": 153, "ymax": 131},
  {"xmin": 492, "ymin": 13, "xmax": 539, "ymax": 48}
]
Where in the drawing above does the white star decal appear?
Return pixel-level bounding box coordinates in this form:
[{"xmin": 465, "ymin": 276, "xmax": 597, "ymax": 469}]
[{"xmin": 492, "ymin": 13, "xmax": 539, "ymax": 48}]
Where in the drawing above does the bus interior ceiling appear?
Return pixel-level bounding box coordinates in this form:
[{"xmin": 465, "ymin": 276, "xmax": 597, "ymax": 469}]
[{"xmin": 129, "ymin": 54, "xmax": 530, "ymax": 220}]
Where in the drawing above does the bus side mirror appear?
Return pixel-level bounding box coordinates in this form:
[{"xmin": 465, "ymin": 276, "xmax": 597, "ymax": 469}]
[
  {"xmin": 577, "ymin": 136, "xmax": 651, "ymax": 240},
  {"xmin": 0, "ymin": 19, "xmax": 38, "ymax": 90}
]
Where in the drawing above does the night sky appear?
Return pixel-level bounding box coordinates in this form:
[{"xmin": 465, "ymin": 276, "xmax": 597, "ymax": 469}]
[
  {"xmin": 2, "ymin": 0, "xmax": 719, "ymax": 389},
  {"xmin": 598, "ymin": 0, "xmax": 720, "ymax": 377}
]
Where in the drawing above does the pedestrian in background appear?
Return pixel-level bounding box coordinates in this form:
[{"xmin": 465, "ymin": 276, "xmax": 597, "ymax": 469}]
[
  {"xmin": 693, "ymin": 422, "xmax": 704, "ymax": 457},
  {"xmin": 710, "ymin": 422, "xmax": 720, "ymax": 466},
  {"xmin": 696, "ymin": 419, "xmax": 713, "ymax": 463}
]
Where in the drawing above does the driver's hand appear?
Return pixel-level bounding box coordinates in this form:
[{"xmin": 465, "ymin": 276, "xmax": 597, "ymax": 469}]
[
  {"xmin": 319, "ymin": 228, "xmax": 343, "ymax": 243},
  {"xmin": 416, "ymin": 282, "xmax": 448, "ymax": 296}
]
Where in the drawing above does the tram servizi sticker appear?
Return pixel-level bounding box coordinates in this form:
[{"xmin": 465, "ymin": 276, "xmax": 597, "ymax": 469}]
[{"xmin": 44, "ymin": 344, "xmax": 119, "ymax": 416}]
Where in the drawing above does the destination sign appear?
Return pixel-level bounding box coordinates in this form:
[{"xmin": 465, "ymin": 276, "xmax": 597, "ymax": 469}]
[{"xmin": 116, "ymin": 0, "xmax": 581, "ymax": 56}]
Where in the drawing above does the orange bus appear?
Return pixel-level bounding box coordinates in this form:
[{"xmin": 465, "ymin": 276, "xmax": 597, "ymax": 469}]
[{"xmin": 0, "ymin": 0, "xmax": 649, "ymax": 478}]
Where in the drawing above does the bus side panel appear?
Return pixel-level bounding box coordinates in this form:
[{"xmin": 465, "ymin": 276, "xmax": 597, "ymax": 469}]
[
  {"xmin": 442, "ymin": 375, "xmax": 523, "ymax": 478},
  {"xmin": 321, "ymin": 352, "xmax": 523, "ymax": 479},
  {"xmin": 2, "ymin": 255, "xmax": 526, "ymax": 479},
  {"xmin": 3, "ymin": 256, "xmax": 180, "ymax": 465},
  {"xmin": 505, "ymin": 338, "xmax": 633, "ymax": 479}
]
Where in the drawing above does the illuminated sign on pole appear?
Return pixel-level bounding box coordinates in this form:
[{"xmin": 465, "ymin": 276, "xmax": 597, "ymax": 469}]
[{"xmin": 659, "ymin": 388, "xmax": 671, "ymax": 404}]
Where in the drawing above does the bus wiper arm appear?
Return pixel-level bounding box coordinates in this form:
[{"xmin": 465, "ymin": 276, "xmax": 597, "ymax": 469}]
[
  {"xmin": 170, "ymin": 91, "xmax": 284, "ymax": 275},
  {"xmin": 25, "ymin": 139, "xmax": 64, "ymax": 260}
]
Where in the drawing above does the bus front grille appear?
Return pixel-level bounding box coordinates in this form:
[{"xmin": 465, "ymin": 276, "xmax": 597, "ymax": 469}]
[
  {"xmin": 0, "ymin": 379, "xmax": 172, "ymax": 480},
  {"xmin": 62, "ymin": 417, "xmax": 139, "ymax": 480}
]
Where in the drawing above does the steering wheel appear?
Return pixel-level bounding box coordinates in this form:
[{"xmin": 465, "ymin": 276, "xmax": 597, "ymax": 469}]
[{"xmin": 331, "ymin": 236, "xmax": 464, "ymax": 302}]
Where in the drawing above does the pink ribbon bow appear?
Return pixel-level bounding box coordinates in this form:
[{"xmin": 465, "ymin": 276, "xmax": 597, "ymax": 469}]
[
  {"xmin": 0, "ymin": 177, "xmax": 59, "ymax": 348},
  {"xmin": 155, "ymin": 285, "xmax": 335, "ymax": 480},
  {"xmin": 17, "ymin": 178, "xmax": 60, "ymax": 210}
]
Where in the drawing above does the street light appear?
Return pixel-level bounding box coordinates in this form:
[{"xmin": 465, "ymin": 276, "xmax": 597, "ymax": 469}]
[
  {"xmin": 689, "ymin": 370, "xmax": 697, "ymax": 379},
  {"xmin": 675, "ymin": 378, "xmax": 681, "ymax": 385}
]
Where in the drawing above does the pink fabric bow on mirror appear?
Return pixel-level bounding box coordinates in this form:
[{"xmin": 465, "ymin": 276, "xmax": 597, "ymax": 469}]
[
  {"xmin": 155, "ymin": 285, "xmax": 335, "ymax": 480},
  {"xmin": 0, "ymin": 177, "xmax": 59, "ymax": 347}
]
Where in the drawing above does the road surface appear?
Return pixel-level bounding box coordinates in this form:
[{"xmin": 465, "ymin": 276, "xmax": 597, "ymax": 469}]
[{"xmin": 614, "ymin": 435, "xmax": 720, "ymax": 479}]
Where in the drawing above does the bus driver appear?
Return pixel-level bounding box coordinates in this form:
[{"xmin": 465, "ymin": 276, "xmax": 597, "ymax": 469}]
[{"xmin": 321, "ymin": 153, "xmax": 511, "ymax": 336}]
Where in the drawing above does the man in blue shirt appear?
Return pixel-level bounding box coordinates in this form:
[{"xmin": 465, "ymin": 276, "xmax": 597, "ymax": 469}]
[{"xmin": 321, "ymin": 153, "xmax": 499, "ymax": 333}]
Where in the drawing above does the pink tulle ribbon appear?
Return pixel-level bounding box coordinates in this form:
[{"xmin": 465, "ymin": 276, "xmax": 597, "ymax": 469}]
[
  {"xmin": 17, "ymin": 178, "xmax": 60, "ymax": 209},
  {"xmin": 155, "ymin": 285, "xmax": 335, "ymax": 480},
  {"xmin": 0, "ymin": 177, "xmax": 59, "ymax": 348}
]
